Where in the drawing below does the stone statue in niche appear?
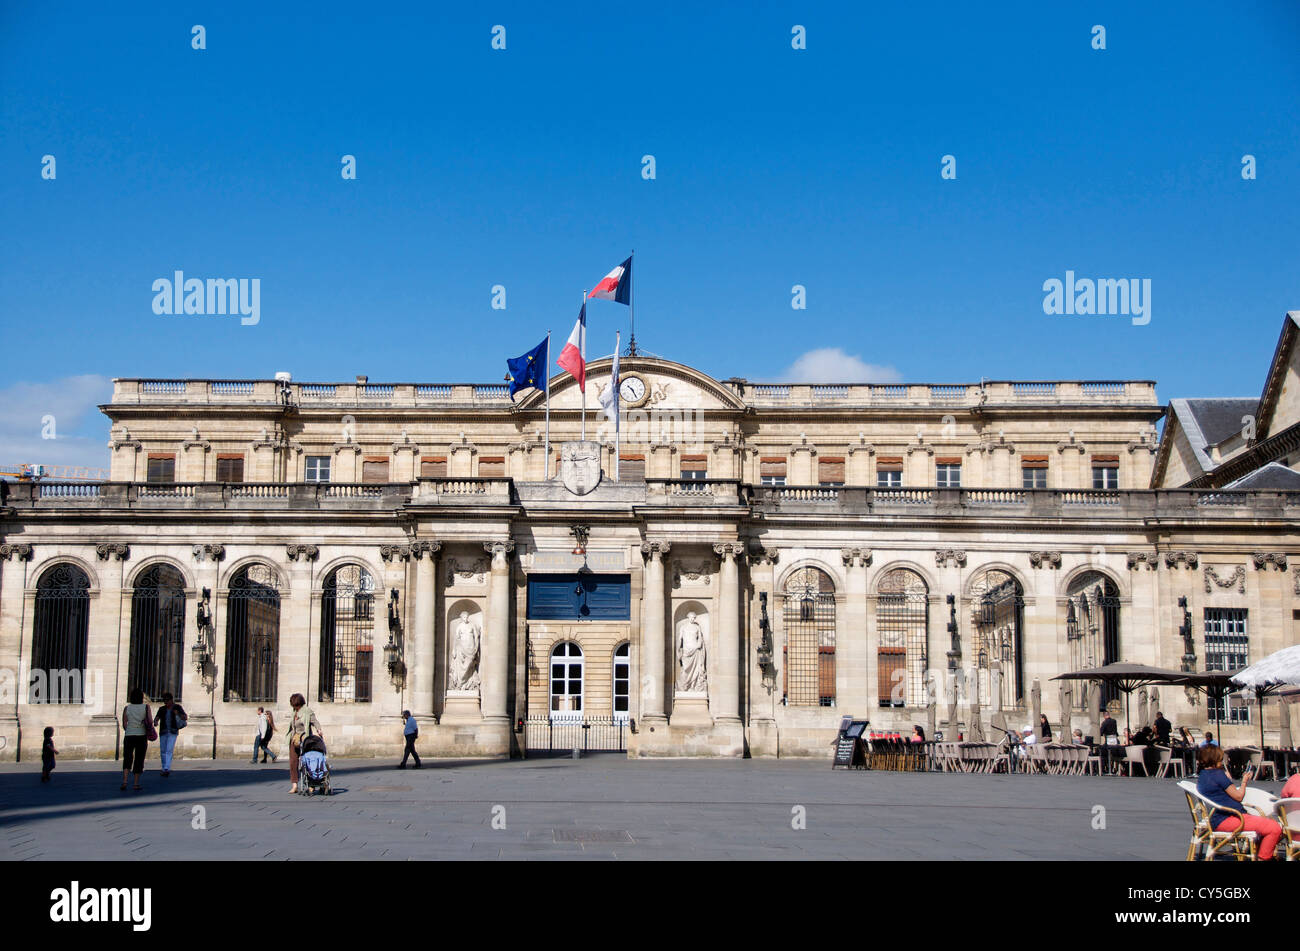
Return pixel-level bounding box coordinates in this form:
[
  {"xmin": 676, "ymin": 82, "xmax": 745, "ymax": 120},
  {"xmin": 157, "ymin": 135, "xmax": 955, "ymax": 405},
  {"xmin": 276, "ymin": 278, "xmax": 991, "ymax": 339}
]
[
  {"xmin": 676, "ymin": 612, "xmax": 708, "ymax": 693},
  {"xmin": 449, "ymin": 610, "xmax": 481, "ymax": 691}
]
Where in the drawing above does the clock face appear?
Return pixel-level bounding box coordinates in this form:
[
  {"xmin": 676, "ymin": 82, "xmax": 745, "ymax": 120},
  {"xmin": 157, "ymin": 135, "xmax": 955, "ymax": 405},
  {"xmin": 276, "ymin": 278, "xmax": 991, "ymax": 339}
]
[{"xmin": 619, "ymin": 375, "xmax": 646, "ymax": 404}]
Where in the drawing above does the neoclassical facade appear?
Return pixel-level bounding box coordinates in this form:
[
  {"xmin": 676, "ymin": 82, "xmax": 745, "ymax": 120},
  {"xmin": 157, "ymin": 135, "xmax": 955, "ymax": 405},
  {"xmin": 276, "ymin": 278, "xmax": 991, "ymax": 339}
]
[{"xmin": 3, "ymin": 333, "xmax": 1299, "ymax": 760}]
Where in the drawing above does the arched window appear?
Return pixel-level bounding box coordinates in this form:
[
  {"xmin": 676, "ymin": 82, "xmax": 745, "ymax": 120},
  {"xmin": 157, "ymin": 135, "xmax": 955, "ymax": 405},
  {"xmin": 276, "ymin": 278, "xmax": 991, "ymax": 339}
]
[
  {"xmin": 783, "ymin": 567, "xmax": 835, "ymax": 706},
  {"xmin": 1066, "ymin": 571, "xmax": 1121, "ymax": 707},
  {"xmin": 30, "ymin": 563, "xmax": 91, "ymax": 704},
  {"xmin": 319, "ymin": 565, "xmax": 375, "ymax": 703},
  {"xmin": 129, "ymin": 563, "xmax": 187, "ymax": 700},
  {"xmin": 223, "ymin": 565, "xmax": 281, "ymax": 703},
  {"xmin": 877, "ymin": 568, "xmax": 929, "ymax": 707},
  {"xmin": 613, "ymin": 643, "xmax": 630, "ymax": 719},
  {"xmin": 970, "ymin": 569, "xmax": 1025, "ymax": 710},
  {"xmin": 550, "ymin": 642, "xmax": 584, "ymax": 718}
]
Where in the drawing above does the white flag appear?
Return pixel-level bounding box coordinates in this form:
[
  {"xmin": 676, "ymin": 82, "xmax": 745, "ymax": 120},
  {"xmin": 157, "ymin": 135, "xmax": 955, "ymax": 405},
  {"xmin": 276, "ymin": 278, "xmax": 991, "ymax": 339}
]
[{"xmin": 600, "ymin": 339, "xmax": 620, "ymax": 425}]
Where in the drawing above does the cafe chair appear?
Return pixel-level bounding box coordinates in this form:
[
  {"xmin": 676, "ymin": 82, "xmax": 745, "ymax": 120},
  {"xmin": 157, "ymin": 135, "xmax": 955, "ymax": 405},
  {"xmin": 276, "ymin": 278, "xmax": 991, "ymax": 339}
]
[
  {"xmin": 1177, "ymin": 781, "xmax": 1258, "ymax": 861},
  {"xmin": 1274, "ymin": 798, "xmax": 1300, "ymax": 861}
]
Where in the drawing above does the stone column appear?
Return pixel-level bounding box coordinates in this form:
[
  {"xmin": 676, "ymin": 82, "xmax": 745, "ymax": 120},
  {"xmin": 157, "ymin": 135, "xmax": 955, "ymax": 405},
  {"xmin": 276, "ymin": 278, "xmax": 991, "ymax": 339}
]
[
  {"xmin": 482, "ymin": 540, "xmax": 514, "ymax": 722},
  {"xmin": 411, "ymin": 541, "xmax": 440, "ymax": 719},
  {"xmin": 713, "ymin": 543, "xmax": 742, "ymax": 722},
  {"xmin": 0, "ymin": 545, "xmax": 33, "ymax": 759},
  {"xmin": 96, "ymin": 544, "xmax": 131, "ymax": 756},
  {"xmin": 639, "ymin": 542, "xmax": 670, "ymax": 721},
  {"xmin": 746, "ymin": 544, "xmax": 779, "ymax": 756},
  {"xmin": 840, "ymin": 548, "xmax": 870, "ymax": 711}
]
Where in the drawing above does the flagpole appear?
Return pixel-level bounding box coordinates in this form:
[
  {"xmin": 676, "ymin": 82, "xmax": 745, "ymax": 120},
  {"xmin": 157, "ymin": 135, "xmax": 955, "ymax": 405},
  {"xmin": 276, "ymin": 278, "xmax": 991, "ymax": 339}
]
[
  {"xmin": 614, "ymin": 331, "xmax": 621, "ymax": 481},
  {"xmin": 580, "ymin": 291, "xmax": 587, "ymax": 441},
  {"xmin": 545, "ymin": 330, "xmax": 551, "ymax": 479},
  {"xmin": 628, "ymin": 249, "xmax": 636, "ymax": 357}
]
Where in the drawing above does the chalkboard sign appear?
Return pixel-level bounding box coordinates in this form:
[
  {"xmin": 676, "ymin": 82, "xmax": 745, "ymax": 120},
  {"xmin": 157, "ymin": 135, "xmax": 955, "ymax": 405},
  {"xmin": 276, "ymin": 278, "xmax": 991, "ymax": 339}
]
[{"xmin": 832, "ymin": 719, "xmax": 870, "ymax": 769}]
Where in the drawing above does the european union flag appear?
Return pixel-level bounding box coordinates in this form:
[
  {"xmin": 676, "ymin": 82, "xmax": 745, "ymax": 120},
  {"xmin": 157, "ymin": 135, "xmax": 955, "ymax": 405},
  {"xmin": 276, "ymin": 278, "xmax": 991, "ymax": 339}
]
[{"xmin": 505, "ymin": 337, "xmax": 549, "ymax": 401}]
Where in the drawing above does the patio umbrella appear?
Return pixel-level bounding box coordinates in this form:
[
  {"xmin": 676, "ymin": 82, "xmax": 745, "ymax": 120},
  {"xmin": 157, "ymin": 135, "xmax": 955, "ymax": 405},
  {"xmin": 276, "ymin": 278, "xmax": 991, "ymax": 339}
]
[
  {"xmin": 1231, "ymin": 645, "xmax": 1300, "ymax": 749},
  {"xmin": 1053, "ymin": 662, "xmax": 1187, "ymax": 735},
  {"xmin": 1059, "ymin": 680, "xmax": 1073, "ymax": 743},
  {"xmin": 1031, "ymin": 678, "xmax": 1042, "ymax": 741},
  {"xmin": 968, "ymin": 691, "xmax": 985, "ymax": 742},
  {"xmin": 1173, "ymin": 670, "xmax": 1235, "ymax": 743},
  {"xmin": 1281, "ymin": 697, "xmax": 1293, "ymax": 750},
  {"xmin": 946, "ymin": 675, "xmax": 959, "ymax": 740},
  {"xmin": 1138, "ymin": 687, "xmax": 1149, "ymax": 730},
  {"xmin": 926, "ymin": 672, "xmax": 937, "ymax": 740},
  {"xmin": 1088, "ymin": 681, "xmax": 1101, "ymax": 740}
]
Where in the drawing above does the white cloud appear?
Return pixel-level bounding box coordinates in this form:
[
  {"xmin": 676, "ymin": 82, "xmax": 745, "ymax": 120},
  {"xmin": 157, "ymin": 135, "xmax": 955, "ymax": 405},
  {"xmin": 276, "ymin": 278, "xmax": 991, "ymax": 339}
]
[
  {"xmin": 775, "ymin": 348, "xmax": 903, "ymax": 384},
  {"xmin": 0, "ymin": 375, "xmax": 114, "ymax": 472}
]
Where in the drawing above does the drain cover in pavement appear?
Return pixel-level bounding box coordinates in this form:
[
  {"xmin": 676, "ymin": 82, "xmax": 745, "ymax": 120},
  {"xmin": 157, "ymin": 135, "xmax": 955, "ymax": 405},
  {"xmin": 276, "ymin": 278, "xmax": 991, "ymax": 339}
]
[{"xmin": 553, "ymin": 829, "xmax": 633, "ymax": 843}]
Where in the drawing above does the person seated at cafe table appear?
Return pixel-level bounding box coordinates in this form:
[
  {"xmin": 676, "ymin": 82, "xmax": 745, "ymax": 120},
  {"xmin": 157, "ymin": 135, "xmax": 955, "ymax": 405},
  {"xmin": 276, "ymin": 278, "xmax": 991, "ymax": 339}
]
[
  {"xmin": 1129, "ymin": 725, "xmax": 1154, "ymax": 746},
  {"xmin": 909, "ymin": 726, "xmax": 925, "ymax": 744},
  {"xmin": 1199, "ymin": 731, "xmax": 1219, "ymax": 748},
  {"xmin": 1282, "ymin": 772, "xmax": 1300, "ymax": 800},
  {"xmin": 1071, "ymin": 728, "xmax": 1085, "ymax": 745},
  {"xmin": 1196, "ymin": 745, "xmax": 1281, "ymax": 860}
]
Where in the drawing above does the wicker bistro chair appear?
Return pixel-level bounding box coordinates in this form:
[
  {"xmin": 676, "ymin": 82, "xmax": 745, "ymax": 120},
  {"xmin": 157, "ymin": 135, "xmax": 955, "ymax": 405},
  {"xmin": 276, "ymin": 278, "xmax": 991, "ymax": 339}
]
[
  {"xmin": 1176, "ymin": 780, "xmax": 1259, "ymax": 861},
  {"xmin": 1275, "ymin": 798, "xmax": 1300, "ymax": 861}
]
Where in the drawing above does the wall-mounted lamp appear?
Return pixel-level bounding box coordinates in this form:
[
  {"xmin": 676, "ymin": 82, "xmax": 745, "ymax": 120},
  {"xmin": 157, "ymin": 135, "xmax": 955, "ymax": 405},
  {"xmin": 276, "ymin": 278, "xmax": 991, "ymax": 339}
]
[
  {"xmin": 192, "ymin": 587, "xmax": 213, "ymax": 679},
  {"xmin": 571, "ymin": 524, "xmax": 590, "ymax": 556},
  {"xmin": 756, "ymin": 591, "xmax": 774, "ymax": 674},
  {"xmin": 945, "ymin": 593, "xmax": 961, "ymax": 670},
  {"xmin": 384, "ymin": 588, "xmax": 405, "ymax": 687}
]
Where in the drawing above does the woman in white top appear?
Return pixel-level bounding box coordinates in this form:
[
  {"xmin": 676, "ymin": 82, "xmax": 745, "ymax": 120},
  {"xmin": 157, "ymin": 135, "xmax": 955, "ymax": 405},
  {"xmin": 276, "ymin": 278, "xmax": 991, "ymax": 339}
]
[{"xmin": 120, "ymin": 685, "xmax": 152, "ymax": 791}]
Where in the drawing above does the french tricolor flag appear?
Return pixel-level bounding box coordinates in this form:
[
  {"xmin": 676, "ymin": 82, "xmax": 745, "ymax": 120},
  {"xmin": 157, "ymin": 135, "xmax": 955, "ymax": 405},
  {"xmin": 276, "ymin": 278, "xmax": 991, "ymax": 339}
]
[
  {"xmin": 588, "ymin": 255, "xmax": 632, "ymax": 305},
  {"xmin": 557, "ymin": 301, "xmax": 587, "ymax": 390}
]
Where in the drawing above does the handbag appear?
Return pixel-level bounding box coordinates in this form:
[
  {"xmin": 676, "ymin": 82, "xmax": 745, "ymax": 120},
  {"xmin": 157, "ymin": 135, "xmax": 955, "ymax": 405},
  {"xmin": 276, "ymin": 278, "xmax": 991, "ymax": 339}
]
[{"xmin": 145, "ymin": 705, "xmax": 158, "ymax": 742}]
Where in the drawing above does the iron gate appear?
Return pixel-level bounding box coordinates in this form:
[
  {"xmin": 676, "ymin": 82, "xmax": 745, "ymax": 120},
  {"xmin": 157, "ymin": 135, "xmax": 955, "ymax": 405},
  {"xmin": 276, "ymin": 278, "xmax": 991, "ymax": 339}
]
[
  {"xmin": 524, "ymin": 715, "xmax": 628, "ymax": 754},
  {"xmin": 319, "ymin": 565, "xmax": 375, "ymax": 703},
  {"xmin": 30, "ymin": 563, "xmax": 91, "ymax": 703},
  {"xmin": 129, "ymin": 563, "xmax": 187, "ymax": 700},
  {"xmin": 223, "ymin": 565, "xmax": 281, "ymax": 702}
]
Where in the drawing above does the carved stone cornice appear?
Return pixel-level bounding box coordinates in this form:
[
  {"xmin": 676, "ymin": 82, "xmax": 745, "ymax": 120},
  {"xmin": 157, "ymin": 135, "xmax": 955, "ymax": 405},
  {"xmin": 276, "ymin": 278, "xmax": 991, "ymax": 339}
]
[
  {"xmin": 192, "ymin": 544, "xmax": 225, "ymax": 562},
  {"xmin": 847, "ymin": 443, "xmax": 876, "ymax": 456},
  {"xmin": 906, "ymin": 445, "xmax": 935, "ymax": 456},
  {"xmin": 841, "ymin": 547, "xmax": 872, "ymax": 568},
  {"xmin": 712, "ymin": 542, "xmax": 744, "ymax": 561},
  {"xmin": 1126, "ymin": 440, "xmax": 1156, "ymax": 455},
  {"xmin": 483, "ymin": 539, "xmax": 515, "ymax": 559},
  {"xmin": 0, "ymin": 543, "xmax": 33, "ymax": 561},
  {"xmin": 110, "ymin": 439, "xmax": 143, "ymax": 452},
  {"xmin": 390, "ymin": 440, "xmax": 420, "ymax": 454},
  {"xmin": 789, "ymin": 443, "xmax": 817, "ymax": 457},
  {"xmin": 1056, "ymin": 441, "xmax": 1086, "ymax": 454},
  {"xmin": 1029, "ymin": 551, "xmax": 1061, "ymax": 569},
  {"xmin": 412, "ymin": 540, "xmax": 443, "ymax": 559},
  {"xmin": 1252, "ymin": 552, "xmax": 1289, "ymax": 571},
  {"xmin": 446, "ymin": 558, "xmax": 489, "ymax": 585},
  {"xmin": 285, "ymin": 544, "xmax": 319, "ymax": 562},
  {"xmin": 380, "ymin": 545, "xmax": 412, "ymax": 562},
  {"xmin": 95, "ymin": 543, "xmax": 130, "ymax": 561},
  {"xmin": 180, "ymin": 439, "xmax": 211, "ymax": 452},
  {"xmin": 746, "ymin": 542, "xmax": 779, "ymax": 565},
  {"xmin": 640, "ymin": 541, "xmax": 672, "ymax": 560},
  {"xmin": 331, "ymin": 443, "xmax": 363, "ymax": 455},
  {"xmin": 935, "ymin": 549, "xmax": 967, "ymax": 568},
  {"xmin": 1164, "ymin": 551, "xmax": 1199, "ymax": 569},
  {"xmin": 1126, "ymin": 552, "xmax": 1159, "ymax": 571},
  {"xmin": 1204, "ymin": 565, "xmax": 1246, "ymax": 594}
]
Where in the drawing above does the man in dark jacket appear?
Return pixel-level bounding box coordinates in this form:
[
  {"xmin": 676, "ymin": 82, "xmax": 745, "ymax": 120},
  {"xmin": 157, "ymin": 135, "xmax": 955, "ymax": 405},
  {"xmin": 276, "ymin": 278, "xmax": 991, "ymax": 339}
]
[
  {"xmin": 1153, "ymin": 711, "xmax": 1172, "ymax": 745},
  {"xmin": 1100, "ymin": 711, "xmax": 1118, "ymax": 740}
]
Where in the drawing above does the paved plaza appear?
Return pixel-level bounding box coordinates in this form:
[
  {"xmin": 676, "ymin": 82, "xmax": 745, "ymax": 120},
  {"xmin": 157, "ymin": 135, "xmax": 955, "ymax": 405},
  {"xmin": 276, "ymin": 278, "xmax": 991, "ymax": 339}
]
[{"xmin": 2, "ymin": 755, "xmax": 1263, "ymax": 861}]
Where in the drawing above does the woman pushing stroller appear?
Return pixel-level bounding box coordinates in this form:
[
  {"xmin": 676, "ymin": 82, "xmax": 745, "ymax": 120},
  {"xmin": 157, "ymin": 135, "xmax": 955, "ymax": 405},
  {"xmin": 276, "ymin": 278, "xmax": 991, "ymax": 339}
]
[{"xmin": 286, "ymin": 693, "xmax": 325, "ymax": 795}]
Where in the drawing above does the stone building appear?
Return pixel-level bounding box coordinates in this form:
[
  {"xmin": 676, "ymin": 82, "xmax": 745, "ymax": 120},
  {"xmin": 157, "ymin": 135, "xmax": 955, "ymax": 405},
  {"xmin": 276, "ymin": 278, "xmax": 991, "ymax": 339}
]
[{"xmin": 2, "ymin": 313, "xmax": 1298, "ymax": 760}]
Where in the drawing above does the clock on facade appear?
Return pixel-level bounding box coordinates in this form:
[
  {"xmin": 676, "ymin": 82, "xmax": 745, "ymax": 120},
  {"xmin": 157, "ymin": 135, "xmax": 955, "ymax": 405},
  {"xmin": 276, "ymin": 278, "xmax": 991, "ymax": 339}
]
[{"xmin": 619, "ymin": 373, "xmax": 648, "ymax": 407}]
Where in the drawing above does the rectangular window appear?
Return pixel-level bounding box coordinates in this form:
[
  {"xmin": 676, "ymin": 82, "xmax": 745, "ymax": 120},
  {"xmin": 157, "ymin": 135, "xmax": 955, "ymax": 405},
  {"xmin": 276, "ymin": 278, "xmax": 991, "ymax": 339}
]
[
  {"xmin": 877, "ymin": 470, "xmax": 902, "ymax": 488},
  {"xmin": 305, "ymin": 455, "xmax": 332, "ymax": 483},
  {"xmin": 936, "ymin": 460, "xmax": 961, "ymax": 488},
  {"xmin": 818, "ymin": 457, "xmax": 845, "ymax": 486},
  {"xmin": 680, "ymin": 454, "xmax": 707, "ymax": 480},
  {"xmin": 1092, "ymin": 455, "xmax": 1119, "ymax": 489},
  {"xmin": 1022, "ymin": 455, "xmax": 1048, "ymax": 489},
  {"xmin": 878, "ymin": 648, "xmax": 905, "ymax": 708},
  {"xmin": 620, "ymin": 454, "xmax": 645, "ymax": 481},
  {"xmin": 215, "ymin": 454, "xmax": 245, "ymax": 483},
  {"xmin": 479, "ymin": 456, "xmax": 505, "ymax": 478},
  {"xmin": 419, "ymin": 456, "xmax": 447, "ymax": 478},
  {"xmin": 1205, "ymin": 609, "xmax": 1250, "ymax": 724},
  {"xmin": 361, "ymin": 457, "xmax": 390, "ymax": 483},
  {"xmin": 146, "ymin": 454, "xmax": 175, "ymax": 483},
  {"xmin": 759, "ymin": 456, "xmax": 787, "ymax": 486}
]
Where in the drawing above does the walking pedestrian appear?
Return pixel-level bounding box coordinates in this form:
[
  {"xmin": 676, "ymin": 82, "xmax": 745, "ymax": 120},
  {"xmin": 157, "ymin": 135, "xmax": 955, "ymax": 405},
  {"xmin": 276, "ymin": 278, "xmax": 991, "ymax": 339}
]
[
  {"xmin": 41, "ymin": 726, "xmax": 57, "ymax": 782},
  {"xmin": 120, "ymin": 686, "xmax": 153, "ymax": 791},
  {"xmin": 398, "ymin": 710, "xmax": 422, "ymax": 768},
  {"xmin": 153, "ymin": 692, "xmax": 187, "ymax": 777},
  {"xmin": 286, "ymin": 693, "xmax": 323, "ymax": 794},
  {"xmin": 252, "ymin": 706, "xmax": 279, "ymax": 763}
]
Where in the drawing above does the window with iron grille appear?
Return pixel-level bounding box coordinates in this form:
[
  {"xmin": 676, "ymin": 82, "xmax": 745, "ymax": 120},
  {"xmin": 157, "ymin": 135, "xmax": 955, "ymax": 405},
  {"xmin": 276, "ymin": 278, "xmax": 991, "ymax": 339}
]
[
  {"xmin": 1205, "ymin": 609, "xmax": 1250, "ymax": 724},
  {"xmin": 29, "ymin": 563, "xmax": 91, "ymax": 704},
  {"xmin": 305, "ymin": 455, "xmax": 332, "ymax": 482},
  {"xmin": 782, "ymin": 567, "xmax": 835, "ymax": 706},
  {"xmin": 613, "ymin": 643, "xmax": 630, "ymax": 718},
  {"xmin": 146, "ymin": 455, "xmax": 175, "ymax": 483},
  {"xmin": 876, "ymin": 568, "xmax": 928, "ymax": 707},
  {"xmin": 216, "ymin": 454, "xmax": 244, "ymax": 483},
  {"xmin": 319, "ymin": 564, "xmax": 375, "ymax": 703},
  {"xmin": 222, "ymin": 564, "xmax": 281, "ymax": 703},
  {"xmin": 936, "ymin": 463, "xmax": 961, "ymax": 488},
  {"xmin": 128, "ymin": 563, "xmax": 187, "ymax": 701},
  {"xmin": 970, "ymin": 569, "xmax": 1025, "ymax": 709}
]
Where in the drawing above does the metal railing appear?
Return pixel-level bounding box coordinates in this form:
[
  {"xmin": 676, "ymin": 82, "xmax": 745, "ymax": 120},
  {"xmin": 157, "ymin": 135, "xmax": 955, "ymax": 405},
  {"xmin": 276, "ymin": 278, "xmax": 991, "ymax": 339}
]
[{"xmin": 524, "ymin": 715, "xmax": 628, "ymax": 754}]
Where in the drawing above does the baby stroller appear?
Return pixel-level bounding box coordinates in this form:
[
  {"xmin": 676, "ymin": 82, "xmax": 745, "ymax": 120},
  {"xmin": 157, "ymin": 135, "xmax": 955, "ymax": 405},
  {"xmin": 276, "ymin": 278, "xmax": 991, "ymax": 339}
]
[{"xmin": 297, "ymin": 733, "xmax": 331, "ymax": 796}]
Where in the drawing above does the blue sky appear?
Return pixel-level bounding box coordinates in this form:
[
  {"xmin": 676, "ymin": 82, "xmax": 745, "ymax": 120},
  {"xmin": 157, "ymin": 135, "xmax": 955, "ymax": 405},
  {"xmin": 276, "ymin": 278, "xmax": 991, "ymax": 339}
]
[{"xmin": 1, "ymin": 2, "xmax": 1298, "ymax": 466}]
